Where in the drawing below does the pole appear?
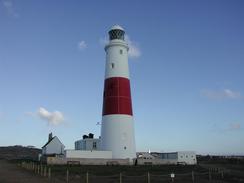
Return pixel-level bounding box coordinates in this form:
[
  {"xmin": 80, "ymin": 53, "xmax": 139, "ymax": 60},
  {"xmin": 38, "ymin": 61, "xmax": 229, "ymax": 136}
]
[
  {"xmin": 120, "ymin": 172, "xmax": 122, "ymax": 183},
  {"xmin": 209, "ymin": 169, "xmax": 212, "ymax": 181},
  {"xmin": 66, "ymin": 169, "xmax": 69, "ymax": 183},
  {"xmin": 48, "ymin": 167, "xmax": 51, "ymax": 179},
  {"xmin": 44, "ymin": 166, "xmax": 47, "ymax": 177},
  {"xmin": 86, "ymin": 172, "xmax": 89, "ymax": 183},
  {"xmin": 40, "ymin": 165, "xmax": 42, "ymax": 176},
  {"xmin": 171, "ymin": 173, "xmax": 175, "ymax": 182},
  {"xmin": 221, "ymin": 171, "xmax": 224, "ymax": 179},
  {"xmin": 147, "ymin": 172, "xmax": 150, "ymax": 183},
  {"xmin": 192, "ymin": 171, "xmax": 194, "ymax": 183},
  {"xmin": 80, "ymin": 169, "xmax": 82, "ymax": 183}
]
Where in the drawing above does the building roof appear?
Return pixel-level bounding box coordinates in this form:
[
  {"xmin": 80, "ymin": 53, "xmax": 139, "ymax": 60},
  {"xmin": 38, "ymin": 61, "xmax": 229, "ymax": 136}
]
[
  {"xmin": 42, "ymin": 136, "xmax": 55, "ymax": 148},
  {"xmin": 42, "ymin": 136, "xmax": 64, "ymax": 148},
  {"xmin": 110, "ymin": 25, "xmax": 124, "ymax": 31}
]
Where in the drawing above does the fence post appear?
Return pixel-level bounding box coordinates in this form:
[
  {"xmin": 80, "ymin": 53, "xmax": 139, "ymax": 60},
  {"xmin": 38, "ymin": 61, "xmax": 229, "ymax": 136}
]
[
  {"xmin": 147, "ymin": 172, "xmax": 150, "ymax": 183},
  {"xmin": 80, "ymin": 169, "xmax": 82, "ymax": 183},
  {"xmin": 209, "ymin": 169, "xmax": 212, "ymax": 181},
  {"xmin": 86, "ymin": 172, "xmax": 89, "ymax": 183},
  {"xmin": 44, "ymin": 166, "xmax": 47, "ymax": 177},
  {"xmin": 221, "ymin": 171, "xmax": 224, "ymax": 179},
  {"xmin": 37, "ymin": 165, "xmax": 40, "ymax": 174},
  {"xmin": 48, "ymin": 167, "xmax": 51, "ymax": 179},
  {"xmin": 120, "ymin": 172, "xmax": 122, "ymax": 183},
  {"xmin": 66, "ymin": 169, "xmax": 69, "ymax": 183},
  {"xmin": 40, "ymin": 165, "xmax": 43, "ymax": 176},
  {"xmin": 192, "ymin": 171, "xmax": 194, "ymax": 183}
]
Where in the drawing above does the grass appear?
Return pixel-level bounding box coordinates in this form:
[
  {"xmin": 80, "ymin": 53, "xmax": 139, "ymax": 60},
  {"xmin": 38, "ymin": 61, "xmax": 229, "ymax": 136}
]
[{"xmin": 47, "ymin": 164, "xmax": 206, "ymax": 176}]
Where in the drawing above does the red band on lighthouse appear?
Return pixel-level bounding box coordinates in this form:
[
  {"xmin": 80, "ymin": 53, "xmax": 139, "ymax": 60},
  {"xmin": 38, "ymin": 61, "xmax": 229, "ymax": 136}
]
[{"xmin": 102, "ymin": 77, "xmax": 133, "ymax": 116}]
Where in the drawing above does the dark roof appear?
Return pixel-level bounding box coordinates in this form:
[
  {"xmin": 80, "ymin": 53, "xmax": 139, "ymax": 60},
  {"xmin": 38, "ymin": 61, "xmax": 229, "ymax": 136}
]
[{"xmin": 42, "ymin": 136, "xmax": 55, "ymax": 148}]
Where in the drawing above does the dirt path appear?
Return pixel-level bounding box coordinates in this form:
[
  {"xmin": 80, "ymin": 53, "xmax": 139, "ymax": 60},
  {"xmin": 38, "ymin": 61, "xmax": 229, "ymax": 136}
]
[{"xmin": 0, "ymin": 160, "xmax": 51, "ymax": 183}]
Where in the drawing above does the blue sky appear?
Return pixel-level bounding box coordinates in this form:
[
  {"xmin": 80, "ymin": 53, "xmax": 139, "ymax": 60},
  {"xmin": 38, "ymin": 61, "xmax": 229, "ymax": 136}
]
[{"xmin": 0, "ymin": 0, "xmax": 243, "ymax": 155}]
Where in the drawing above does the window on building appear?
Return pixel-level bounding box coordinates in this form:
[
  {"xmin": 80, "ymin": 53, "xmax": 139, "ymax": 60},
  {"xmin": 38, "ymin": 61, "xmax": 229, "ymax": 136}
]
[
  {"xmin": 120, "ymin": 49, "xmax": 123, "ymax": 54},
  {"xmin": 124, "ymin": 146, "xmax": 127, "ymax": 150},
  {"xmin": 93, "ymin": 142, "xmax": 97, "ymax": 149}
]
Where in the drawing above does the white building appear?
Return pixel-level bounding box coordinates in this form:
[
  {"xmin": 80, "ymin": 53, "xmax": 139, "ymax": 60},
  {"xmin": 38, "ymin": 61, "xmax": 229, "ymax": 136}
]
[
  {"xmin": 151, "ymin": 151, "xmax": 197, "ymax": 165},
  {"xmin": 42, "ymin": 133, "xmax": 65, "ymax": 156},
  {"xmin": 65, "ymin": 150, "xmax": 112, "ymax": 159},
  {"xmin": 75, "ymin": 133, "xmax": 101, "ymax": 151}
]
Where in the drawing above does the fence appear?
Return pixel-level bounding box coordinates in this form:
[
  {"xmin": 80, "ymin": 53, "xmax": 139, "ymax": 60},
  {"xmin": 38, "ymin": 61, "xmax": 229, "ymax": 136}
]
[{"xmin": 19, "ymin": 161, "xmax": 229, "ymax": 183}]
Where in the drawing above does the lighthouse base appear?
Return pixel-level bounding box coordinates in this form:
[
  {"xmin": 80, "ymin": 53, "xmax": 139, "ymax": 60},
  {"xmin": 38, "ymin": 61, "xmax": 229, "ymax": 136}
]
[{"xmin": 101, "ymin": 114, "xmax": 136, "ymax": 159}]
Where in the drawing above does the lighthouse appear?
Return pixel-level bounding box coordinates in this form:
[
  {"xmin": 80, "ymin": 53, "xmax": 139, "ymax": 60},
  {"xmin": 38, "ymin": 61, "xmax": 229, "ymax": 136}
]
[{"xmin": 101, "ymin": 25, "xmax": 136, "ymax": 159}]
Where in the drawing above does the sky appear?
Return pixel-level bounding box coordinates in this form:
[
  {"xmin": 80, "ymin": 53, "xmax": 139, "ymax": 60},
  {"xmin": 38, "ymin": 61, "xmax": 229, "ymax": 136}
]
[{"xmin": 0, "ymin": 0, "xmax": 244, "ymax": 155}]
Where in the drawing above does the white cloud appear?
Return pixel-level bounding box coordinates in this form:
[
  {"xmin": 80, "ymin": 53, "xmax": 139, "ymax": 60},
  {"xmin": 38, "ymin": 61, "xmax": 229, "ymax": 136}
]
[
  {"xmin": 99, "ymin": 37, "xmax": 109, "ymax": 46},
  {"xmin": 2, "ymin": 0, "xmax": 19, "ymax": 18},
  {"xmin": 99, "ymin": 35, "xmax": 141, "ymax": 59},
  {"xmin": 228, "ymin": 123, "xmax": 241, "ymax": 131},
  {"xmin": 201, "ymin": 89, "xmax": 241, "ymax": 99},
  {"xmin": 211, "ymin": 122, "xmax": 242, "ymax": 132},
  {"xmin": 37, "ymin": 107, "xmax": 65, "ymax": 126},
  {"xmin": 125, "ymin": 35, "xmax": 141, "ymax": 59},
  {"xmin": 78, "ymin": 40, "xmax": 87, "ymax": 50}
]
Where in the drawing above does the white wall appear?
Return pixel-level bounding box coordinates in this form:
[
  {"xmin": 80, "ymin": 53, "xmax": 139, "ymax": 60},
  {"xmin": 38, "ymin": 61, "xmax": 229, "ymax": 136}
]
[
  {"xmin": 42, "ymin": 137, "xmax": 65, "ymax": 155},
  {"xmin": 105, "ymin": 39, "xmax": 129, "ymax": 79},
  {"xmin": 75, "ymin": 138, "xmax": 101, "ymax": 151},
  {"xmin": 65, "ymin": 150, "xmax": 112, "ymax": 159},
  {"xmin": 150, "ymin": 151, "xmax": 197, "ymax": 165},
  {"xmin": 177, "ymin": 151, "xmax": 197, "ymax": 165},
  {"xmin": 101, "ymin": 115, "xmax": 136, "ymax": 159}
]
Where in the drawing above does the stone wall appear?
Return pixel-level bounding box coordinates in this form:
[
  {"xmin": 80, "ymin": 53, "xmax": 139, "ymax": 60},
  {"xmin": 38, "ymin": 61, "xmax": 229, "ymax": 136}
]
[
  {"xmin": 137, "ymin": 158, "xmax": 178, "ymax": 165},
  {"xmin": 46, "ymin": 157, "xmax": 131, "ymax": 165}
]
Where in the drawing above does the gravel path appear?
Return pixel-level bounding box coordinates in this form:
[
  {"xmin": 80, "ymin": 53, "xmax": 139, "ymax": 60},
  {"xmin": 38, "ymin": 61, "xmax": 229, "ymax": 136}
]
[{"xmin": 0, "ymin": 160, "xmax": 50, "ymax": 183}]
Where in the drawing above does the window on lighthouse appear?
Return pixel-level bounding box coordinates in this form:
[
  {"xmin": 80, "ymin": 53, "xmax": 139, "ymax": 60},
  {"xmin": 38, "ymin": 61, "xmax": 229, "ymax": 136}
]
[
  {"xmin": 120, "ymin": 49, "xmax": 123, "ymax": 54},
  {"xmin": 110, "ymin": 63, "xmax": 115, "ymax": 69}
]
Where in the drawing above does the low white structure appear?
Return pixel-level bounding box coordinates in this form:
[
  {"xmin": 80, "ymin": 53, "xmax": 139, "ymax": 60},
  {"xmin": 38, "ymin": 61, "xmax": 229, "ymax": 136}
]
[
  {"xmin": 75, "ymin": 133, "xmax": 101, "ymax": 151},
  {"xmin": 177, "ymin": 151, "xmax": 197, "ymax": 165},
  {"xmin": 151, "ymin": 151, "xmax": 197, "ymax": 165},
  {"xmin": 42, "ymin": 133, "xmax": 65, "ymax": 156},
  {"xmin": 65, "ymin": 150, "xmax": 112, "ymax": 159},
  {"xmin": 137, "ymin": 152, "xmax": 155, "ymax": 160}
]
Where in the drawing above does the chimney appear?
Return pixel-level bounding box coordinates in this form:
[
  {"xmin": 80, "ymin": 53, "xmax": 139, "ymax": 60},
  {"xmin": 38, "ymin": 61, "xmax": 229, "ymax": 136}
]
[
  {"xmin": 83, "ymin": 135, "xmax": 88, "ymax": 139},
  {"xmin": 48, "ymin": 133, "xmax": 53, "ymax": 141},
  {"xmin": 88, "ymin": 133, "xmax": 94, "ymax": 139}
]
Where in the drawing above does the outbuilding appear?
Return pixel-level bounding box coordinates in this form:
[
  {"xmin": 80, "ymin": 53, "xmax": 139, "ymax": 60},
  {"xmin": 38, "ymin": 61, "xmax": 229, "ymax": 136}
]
[{"xmin": 42, "ymin": 133, "xmax": 65, "ymax": 156}]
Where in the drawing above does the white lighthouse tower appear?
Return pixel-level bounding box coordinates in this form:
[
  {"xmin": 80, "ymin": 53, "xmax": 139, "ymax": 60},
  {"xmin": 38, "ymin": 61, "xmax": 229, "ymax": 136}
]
[{"xmin": 101, "ymin": 25, "xmax": 136, "ymax": 159}]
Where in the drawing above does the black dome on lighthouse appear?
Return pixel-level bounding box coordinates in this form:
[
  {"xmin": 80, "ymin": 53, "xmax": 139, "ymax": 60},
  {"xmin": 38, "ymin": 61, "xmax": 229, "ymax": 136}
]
[{"xmin": 109, "ymin": 25, "xmax": 125, "ymax": 41}]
